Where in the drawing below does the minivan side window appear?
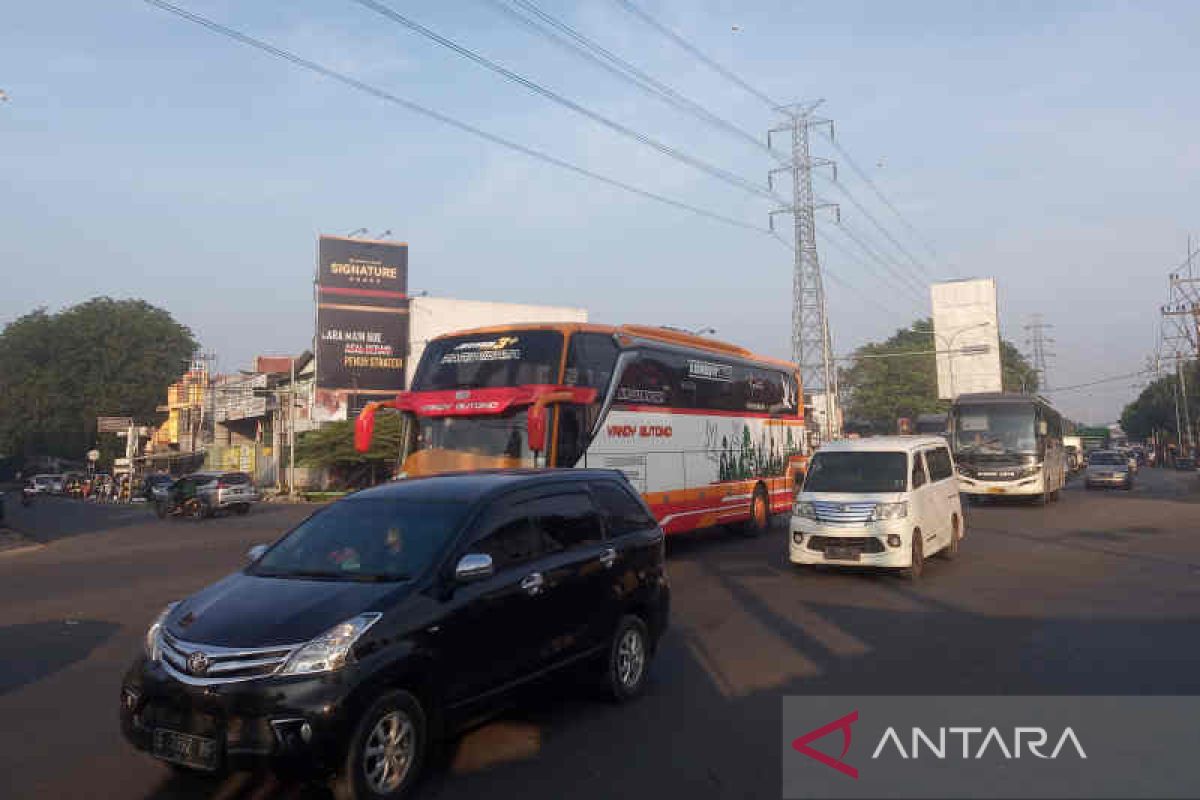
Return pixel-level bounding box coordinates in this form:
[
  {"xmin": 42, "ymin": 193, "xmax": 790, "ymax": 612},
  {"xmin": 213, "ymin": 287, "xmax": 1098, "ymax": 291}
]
[
  {"xmin": 910, "ymin": 453, "xmax": 928, "ymax": 489},
  {"xmin": 474, "ymin": 516, "xmax": 545, "ymax": 571},
  {"xmin": 529, "ymin": 492, "xmax": 604, "ymax": 551},
  {"xmin": 926, "ymin": 448, "xmax": 954, "ymax": 482},
  {"xmin": 591, "ymin": 482, "xmax": 655, "ymax": 536}
]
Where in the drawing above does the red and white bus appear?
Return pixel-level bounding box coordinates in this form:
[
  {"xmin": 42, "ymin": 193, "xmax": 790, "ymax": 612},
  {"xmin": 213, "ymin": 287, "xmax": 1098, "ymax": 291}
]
[{"xmin": 355, "ymin": 324, "xmax": 806, "ymax": 535}]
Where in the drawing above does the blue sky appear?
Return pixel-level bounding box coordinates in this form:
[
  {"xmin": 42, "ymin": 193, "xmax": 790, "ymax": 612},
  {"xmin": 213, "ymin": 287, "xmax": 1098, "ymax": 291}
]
[{"xmin": 3, "ymin": 1, "xmax": 1198, "ymax": 423}]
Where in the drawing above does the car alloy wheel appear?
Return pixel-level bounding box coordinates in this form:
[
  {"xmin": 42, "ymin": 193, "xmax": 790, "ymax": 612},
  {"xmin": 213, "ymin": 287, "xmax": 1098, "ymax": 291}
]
[
  {"xmin": 904, "ymin": 534, "xmax": 924, "ymax": 580},
  {"xmin": 363, "ymin": 711, "xmax": 415, "ymax": 795},
  {"xmin": 606, "ymin": 615, "xmax": 650, "ymax": 701}
]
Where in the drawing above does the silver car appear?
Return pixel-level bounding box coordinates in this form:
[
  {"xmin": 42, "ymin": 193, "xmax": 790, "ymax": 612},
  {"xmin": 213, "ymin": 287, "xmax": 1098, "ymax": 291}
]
[{"xmin": 1085, "ymin": 450, "xmax": 1133, "ymax": 491}]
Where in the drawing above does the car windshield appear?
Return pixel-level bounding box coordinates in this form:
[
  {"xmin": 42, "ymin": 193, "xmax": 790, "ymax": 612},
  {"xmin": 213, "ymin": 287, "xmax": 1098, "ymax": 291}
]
[
  {"xmin": 803, "ymin": 451, "xmax": 909, "ymax": 493},
  {"xmin": 1089, "ymin": 452, "xmax": 1125, "ymax": 466},
  {"xmin": 249, "ymin": 498, "xmax": 468, "ymax": 581}
]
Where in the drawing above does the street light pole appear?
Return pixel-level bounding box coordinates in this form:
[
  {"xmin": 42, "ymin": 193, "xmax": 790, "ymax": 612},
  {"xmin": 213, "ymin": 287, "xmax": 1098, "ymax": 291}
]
[{"xmin": 913, "ymin": 321, "xmax": 994, "ymax": 398}]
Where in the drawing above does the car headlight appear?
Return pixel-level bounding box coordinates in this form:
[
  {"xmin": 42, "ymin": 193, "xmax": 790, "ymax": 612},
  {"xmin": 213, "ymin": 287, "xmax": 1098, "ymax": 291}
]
[
  {"xmin": 145, "ymin": 602, "xmax": 178, "ymax": 662},
  {"xmin": 280, "ymin": 613, "xmax": 381, "ymax": 675},
  {"xmin": 794, "ymin": 501, "xmax": 817, "ymax": 519},
  {"xmin": 1018, "ymin": 464, "xmax": 1042, "ymax": 478},
  {"xmin": 956, "ymin": 464, "xmax": 975, "ymax": 478},
  {"xmin": 870, "ymin": 502, "xmax": 908, "ymax": 521}
]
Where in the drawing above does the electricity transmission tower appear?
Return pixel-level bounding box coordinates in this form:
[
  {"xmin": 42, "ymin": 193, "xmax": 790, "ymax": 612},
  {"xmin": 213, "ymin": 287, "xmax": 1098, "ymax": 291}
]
[
  {"xmin": 1024, "ymin": 314, "xmax": 1055, "ymax": 392},
  {"xmin": 768, "ymin": 101, "xmax": 839, "ymax": 439},
  {"xmin": 1160, "ymin": 238, "xmax": 1200, "ymax": 454}
]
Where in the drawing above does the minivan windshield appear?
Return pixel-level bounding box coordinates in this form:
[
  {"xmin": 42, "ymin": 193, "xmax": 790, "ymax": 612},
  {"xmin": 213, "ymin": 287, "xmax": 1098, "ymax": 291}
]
[
  {"xmin": 250, "ymin": 498, "xmax": 468, "ymax": 581},
  {"xmin": 803, "ymin": 451, "xmax": 909, "ymax": 493},
  {"xmin": 1088, "ymin": 452, "xmax": 1125, "ymax": 466}
]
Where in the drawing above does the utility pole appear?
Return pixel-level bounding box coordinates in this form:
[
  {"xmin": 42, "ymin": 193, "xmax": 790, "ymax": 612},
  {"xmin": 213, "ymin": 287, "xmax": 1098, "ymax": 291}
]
[
  {"xmin": 768, "ymin": 101, "xmax": 840, "ymax": 441},
  {"xmin": 1024, "ymin": 314, "xmax": 1055, "ymax": 393}
]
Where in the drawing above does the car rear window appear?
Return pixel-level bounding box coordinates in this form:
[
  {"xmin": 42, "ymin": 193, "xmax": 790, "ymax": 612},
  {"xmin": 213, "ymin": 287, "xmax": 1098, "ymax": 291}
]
[{"xmin": 591, "ymin": 482, "xmax": 655, "ymax": 536}]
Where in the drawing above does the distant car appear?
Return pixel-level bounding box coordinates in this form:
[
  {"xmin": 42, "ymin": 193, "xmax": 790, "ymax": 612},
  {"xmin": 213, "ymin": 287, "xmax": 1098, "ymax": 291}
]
[
  {"xmin": 142, "ymin": 474, "xmax": 175, "ymax": 503},
  {"xmin": 791, "ymin": 436, "xmax": 964, "ymax": 579},
  {"xmin": 121, "ymin": 469, "xmax": 669, "ymax": 796},
  {"xmin": 30, "ymin": 474, "xmax": 64, "ymax": 494},
  {"xmin": 157, "ymin": 471, "xmax": 259, "ymax": 519},
  {"xmin": 1117, "ymin": 449, "xmax": 1138, "ymax": 475},
  {"xmin": 1085, "ymin": 450, "xmax": 1133, "ymax": 490},
  {"xmin": 1174, "ymin": 456, "xmax": 1196, "ymax": 471}
]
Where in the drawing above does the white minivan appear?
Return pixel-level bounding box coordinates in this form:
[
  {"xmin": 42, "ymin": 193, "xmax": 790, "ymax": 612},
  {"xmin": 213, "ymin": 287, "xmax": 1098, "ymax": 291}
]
[{"xmin": 790, "ymin": 436, "xmax": 964, "ymax": 578}]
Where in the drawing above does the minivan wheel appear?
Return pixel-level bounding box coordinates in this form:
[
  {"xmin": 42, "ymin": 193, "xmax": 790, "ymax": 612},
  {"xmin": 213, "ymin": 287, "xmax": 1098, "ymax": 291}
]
[
  {"xmin": 939, "ymin": 517, "xmax": 960, "ymax": 560},
  {"xmin": 331, "ymin": 690, "xmax": 426, "ymax": 800},
  {"xmin": 605, "ymin": 615, "xmax": 650, "ymax": 702},
  {"xmin": 234, "ymin": 503, "xmax": 250, "ymax": 515},
  {"xmin": 903, "ymin": 533, "xmax": 924, "ymax": 580}
]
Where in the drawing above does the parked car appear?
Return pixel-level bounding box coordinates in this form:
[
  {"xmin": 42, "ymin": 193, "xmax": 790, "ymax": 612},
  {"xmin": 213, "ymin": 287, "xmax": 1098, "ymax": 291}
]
[
  {"xmin": 156, "ymin": 471, "xmax": 258, "ymax": 519},
  {"xmin": 142, "ymin": 474, "xmax": 175, "ymax": 503},
  {"xmin": 790, "ymin": 436, "xmax": 964, "ymax": 579},
  {"xmin": 1174, "ymin": 455, "xmax": 1196, "ymax": 471},
  {"xmin": 121, "ymin": 469, "xmax": 669, "ymax": 797},
  {"xmin": 1085, "ymin": 450, "xmax": 1133, "ymax": 490},
  {"xmin": 30, "ymin": 474, "xmax": 64, "ymax": 494}
]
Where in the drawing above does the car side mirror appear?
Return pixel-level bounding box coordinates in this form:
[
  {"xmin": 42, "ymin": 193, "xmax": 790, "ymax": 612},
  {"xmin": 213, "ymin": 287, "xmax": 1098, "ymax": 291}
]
[
  {"xmin": 246, "ymin": 544, "xmax": 269, "ymax": 562},
  {"xmin": 454, "ymin": 553, "xmax": 494, "ymax": 583}
]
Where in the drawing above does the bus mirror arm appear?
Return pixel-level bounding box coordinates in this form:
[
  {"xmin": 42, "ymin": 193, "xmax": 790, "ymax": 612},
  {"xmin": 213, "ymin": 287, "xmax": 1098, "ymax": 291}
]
[{"xmin": 354, "ymin": 400, "xmax": 403, "ymax": 453}]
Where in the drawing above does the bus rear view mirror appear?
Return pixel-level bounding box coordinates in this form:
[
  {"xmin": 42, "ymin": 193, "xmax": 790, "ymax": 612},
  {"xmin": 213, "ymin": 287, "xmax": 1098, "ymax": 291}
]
[
  {"xmin": 355, "ymin": 403, "xmax": 378, "ymax": 453},
  {"xmin": 527, "ymin": 405, "xmax": 547, "ymax": 452},
  {"xmin": 1039, "ymin": 421, "xmax": 1048, "ymax": 436}
]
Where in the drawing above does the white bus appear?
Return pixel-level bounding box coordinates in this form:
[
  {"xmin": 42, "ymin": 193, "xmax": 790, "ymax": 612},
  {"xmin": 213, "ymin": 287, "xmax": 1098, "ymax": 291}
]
[
  {"xmin": 949, "ymin": 392, "xmax": 1067, "ymax": 504},
  {"xmin": 355, "ymin": 323, "xmax": 807, "ymax": 535}
]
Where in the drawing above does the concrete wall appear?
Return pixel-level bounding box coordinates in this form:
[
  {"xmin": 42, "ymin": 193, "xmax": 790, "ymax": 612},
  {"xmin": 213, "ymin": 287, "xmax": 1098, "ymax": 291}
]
[{"xmin": 406, "ymin": 296, "xmax": 588, "ymax": 386}]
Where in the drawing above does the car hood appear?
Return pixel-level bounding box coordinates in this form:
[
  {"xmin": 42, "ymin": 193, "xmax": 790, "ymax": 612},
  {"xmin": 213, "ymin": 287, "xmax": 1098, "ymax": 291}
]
[
  {"xmin": 165, "ymin": 571, "xmax": 408, "ymax": 648},
  {"xmin": 1086, "ymin": 464, "xmax": 1127, "ymax": 473}
]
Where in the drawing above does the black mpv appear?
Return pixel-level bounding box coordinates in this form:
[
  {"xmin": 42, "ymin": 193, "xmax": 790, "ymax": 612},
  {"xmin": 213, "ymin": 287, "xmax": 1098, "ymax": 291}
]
[{"xmin": 120, "ymin": 469, "xmax": 669, "ymax": 799}]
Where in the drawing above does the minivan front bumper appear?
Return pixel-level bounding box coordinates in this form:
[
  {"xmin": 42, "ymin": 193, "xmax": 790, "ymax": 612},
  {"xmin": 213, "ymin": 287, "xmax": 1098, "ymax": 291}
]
[
  {"xmin": 120, "ymin": 656, "xmax": 354, "ymax": 775},
  {"xmin": 788, "ymin": 517, "xmax": 912, "ymax": 568}
]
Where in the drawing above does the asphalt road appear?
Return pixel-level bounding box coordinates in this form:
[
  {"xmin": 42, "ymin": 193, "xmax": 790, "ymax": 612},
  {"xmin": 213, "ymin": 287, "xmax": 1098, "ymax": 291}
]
[{"xmin": 2, "ymin": 468, "xmax": 1198, "ymax": 799}]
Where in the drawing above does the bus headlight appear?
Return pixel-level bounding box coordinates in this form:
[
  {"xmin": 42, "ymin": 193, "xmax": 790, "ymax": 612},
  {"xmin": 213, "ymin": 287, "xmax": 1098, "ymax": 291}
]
[
  {"xmin": 794, "ymin": 501, "xmax": 817, "ymax": 520},
  {"xmin": 1018, "ymin": 464, "xmax": 1042, "ymax": 478},
  {"xmin": 870, "ymin": 502, "xmax": 908, "ymax": 521}
]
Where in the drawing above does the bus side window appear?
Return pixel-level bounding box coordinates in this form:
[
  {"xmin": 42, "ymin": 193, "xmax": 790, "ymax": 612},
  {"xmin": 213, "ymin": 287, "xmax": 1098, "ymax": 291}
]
[{"xmin": 565, "ymin": 333, "xmax": 620, "ymax": 393}]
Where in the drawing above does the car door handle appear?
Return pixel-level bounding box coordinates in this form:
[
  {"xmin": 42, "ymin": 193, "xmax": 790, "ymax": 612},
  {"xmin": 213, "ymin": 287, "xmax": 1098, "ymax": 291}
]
[
  {"xmin": 520, "ymin": 572, "xmax": 545, "ymax": 596},
  {"xmin": 598, "ymin": 547, "xmax": 618, "ymax": 569}
]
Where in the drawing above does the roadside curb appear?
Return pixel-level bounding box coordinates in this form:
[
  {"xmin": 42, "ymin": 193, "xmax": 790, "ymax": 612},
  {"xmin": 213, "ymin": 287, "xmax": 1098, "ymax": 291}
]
[{"xmin": 0, "ymin": 541, "xmax": 45, "ymax": 558}]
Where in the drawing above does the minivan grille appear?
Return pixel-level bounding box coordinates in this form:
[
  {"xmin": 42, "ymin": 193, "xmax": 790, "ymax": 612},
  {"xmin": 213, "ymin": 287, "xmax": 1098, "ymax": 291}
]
[
  {"xmin": 161, "ymin": 631, "xmax": 299, "ymax": 685},
  {"xmin": 811, "ymin": 500, "xmax": 877, "ymax": 524}
]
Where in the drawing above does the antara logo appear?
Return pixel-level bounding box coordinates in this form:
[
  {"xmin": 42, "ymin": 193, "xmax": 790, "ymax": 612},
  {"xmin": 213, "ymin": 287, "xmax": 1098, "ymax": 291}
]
[{"xmin": 792, "ymin": 712, "xmax": 1087, "ymax": 780}]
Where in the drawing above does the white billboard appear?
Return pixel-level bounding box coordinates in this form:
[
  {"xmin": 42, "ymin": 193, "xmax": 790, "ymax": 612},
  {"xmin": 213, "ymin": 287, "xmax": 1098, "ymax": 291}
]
[{"xmin": 931, "ymin": 278, "xmax": 1002, "ymax": 399}]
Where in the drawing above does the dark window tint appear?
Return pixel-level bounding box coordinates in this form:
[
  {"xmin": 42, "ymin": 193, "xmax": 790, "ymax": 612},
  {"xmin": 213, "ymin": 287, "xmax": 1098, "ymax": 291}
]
[
  {"xmin": 911, "ymin": 453, "xmax": 928, "ymax": 489},
  {"xmin": 565, "ymin": 332, "xmax": 620, "ymax": 392},
  {"xmin": 475, "ymin": 516, "xmax": 546, "ymax": 571},
  {"xmin": 804, "ymin": 452, "xmax": 908, "ymax": 493},
  {"xmin": 529, "ymin": 492, "xmax": 604, "ymax": 550},
  {"xmin": 591, "ymin": 482, "xmax": 655, "ymax": 536},
  {"xmin": 222, "ymin": 473, "xmax": 250, "ymax": 485},
  {"xmin": 926, "ymin": 448, "xmax": 954, "ymax": 482},
  {"xmin": 555, "ymin": 405, "xmax": 589, "ymax": 468},
  {"xmin": 412, "ymin": 330, "xmax": 564, "ymax": 391},
  {"xmin": 614, "ymin": 348, "xmax": 797, "ymax": 414}
]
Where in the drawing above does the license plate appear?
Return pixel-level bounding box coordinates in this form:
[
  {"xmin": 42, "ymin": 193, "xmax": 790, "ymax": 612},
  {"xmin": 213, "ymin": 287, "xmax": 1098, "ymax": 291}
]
[
  {"xmin": 987, "ymin": 487, "xmax": 1005, "ymax": 494},
  {"xmin": 825, "ymin": 546, "xmax": 861, "ymax": 561},
  {"xmin": 153, "ymin": 729, "xmax": 218, "ymax": 771}
]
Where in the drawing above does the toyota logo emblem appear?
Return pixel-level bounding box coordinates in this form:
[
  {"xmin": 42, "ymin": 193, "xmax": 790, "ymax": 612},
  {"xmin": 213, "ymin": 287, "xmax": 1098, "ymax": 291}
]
[{"xmin": 186, "ymin": 651, "xmax": 210, "ymax": 676}]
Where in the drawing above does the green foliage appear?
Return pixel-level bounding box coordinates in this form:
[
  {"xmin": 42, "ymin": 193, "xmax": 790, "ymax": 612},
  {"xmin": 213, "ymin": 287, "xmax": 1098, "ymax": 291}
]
[
  {"xmin": 1120, "ymin": 362, "xmax": 1197, "ymax": 442},
  {"xmin": 842, "ymin": 318, "xmax": 1040, "ymax": 432},
  {"xmin": 0, "ymin": 297, "xmax": 196, "ymax": 459},
  {"xmin": 295, "ymin": 412, "xmax": 402, "ymax": 469}
]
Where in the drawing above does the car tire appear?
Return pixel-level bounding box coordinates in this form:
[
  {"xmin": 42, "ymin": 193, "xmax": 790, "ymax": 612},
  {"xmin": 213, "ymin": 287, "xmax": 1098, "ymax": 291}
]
[
  {"xmin": 938, "ymin": 516, "xmax": 961, "ymax": 560},
  {"xmin": 903, "ymin": 532, "xmax": 924, "ymax": 580},
  {"xmin": 604, "ymin": 615, "xmax": 651, "ymax": 702},
  {"xmin": 330, "ymin": 689, "xmax": 426, "ymax": 800},
  {"xmin": 1124, "ymin": 480, "xmax": 1134, "ymax": 491},
  {"xmin": 740, "ymin": 484, "xmax": 771, "ymax": 537},
  {"xmin": 234, "ymin": 503, "xmax": 250, "ymax": 516},
  {"xmin": 155, "ymin": 501, "xmax": 169, "ymax": 519}
]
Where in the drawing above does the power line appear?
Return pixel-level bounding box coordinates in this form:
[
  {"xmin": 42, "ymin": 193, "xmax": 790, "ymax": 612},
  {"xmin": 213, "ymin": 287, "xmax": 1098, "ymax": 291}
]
[
  {"xmin": 141, "ymin": 0, "xmax": 767, "ymax": 234},
  {"xmin": 828, "ymin": 221, "xmax": 928, "ymax": 301},
  {"xmin": 614, "ymin": 0, "xmax": 946, "ymax": 285},
  {"xmin": 483, "ymin": 0, "xmax": 780, "ymax": 160},
  {"xmin": 612, "ymin": 0, "xmax": 779, "ymax": 109},
  {"xmin": 1048, "ymin": 369, "xmax": 1155, "ymax": 394},
  {"xmin": 350, "ymin": 0, "xmax": 781, "ymax": 204}
]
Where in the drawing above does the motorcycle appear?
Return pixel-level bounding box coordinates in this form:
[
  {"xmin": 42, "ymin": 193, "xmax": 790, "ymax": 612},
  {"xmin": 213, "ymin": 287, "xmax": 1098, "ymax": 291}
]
[{"xmin": 155, "ymin": 495, "xmax": 208, "ymax": 520}]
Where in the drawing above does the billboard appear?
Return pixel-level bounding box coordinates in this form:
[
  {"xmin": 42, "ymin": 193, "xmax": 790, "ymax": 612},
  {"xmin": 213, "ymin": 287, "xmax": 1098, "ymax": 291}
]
[
  {"xmin": 315, "ymin": 236, "xmax": 410, "ymax": 418},
  {"xmin": 931, "ymin": 278, "xmax": 1003, "ymax": 399}
]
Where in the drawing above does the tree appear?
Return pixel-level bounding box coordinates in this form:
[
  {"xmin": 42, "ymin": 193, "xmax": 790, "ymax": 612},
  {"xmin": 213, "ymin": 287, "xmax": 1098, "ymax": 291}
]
[
  {"xmin": 1120, "ymin": 361, "xmax": 1197, "ymax": 443},
  {"xmin": 295, "ymin": 412, "xmax": 403, "ymax": 486},
  {"xmin": 0, "ymin": 297, "xmax": 196, "ymax": 460},
  {"xmin": 841, "ymin": 318, "xmax": 1039, "ymax": 432}
]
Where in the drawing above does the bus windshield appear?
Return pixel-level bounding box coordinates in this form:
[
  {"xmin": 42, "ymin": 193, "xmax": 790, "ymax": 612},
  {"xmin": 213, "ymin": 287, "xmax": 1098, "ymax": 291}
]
[
  {"xmin": 412, "ymin": 330, "xmax": 564, "ymax": 391},
  {"xmin": 400, "ymin": 409, "xmax": 536, "ymax": 474},
  {"xmin": 953, "ymin": 404, "xmax": 1037, "ymax": 456}
]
